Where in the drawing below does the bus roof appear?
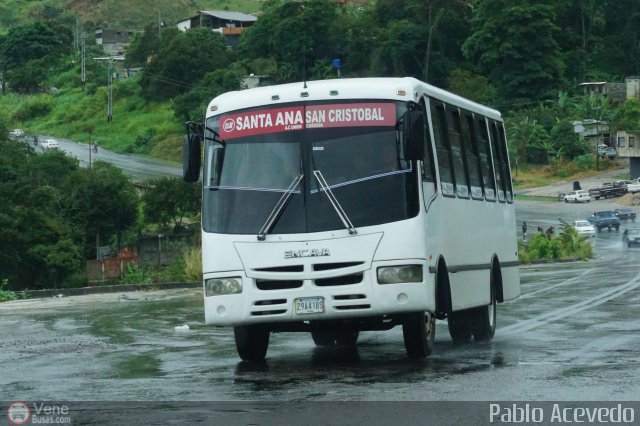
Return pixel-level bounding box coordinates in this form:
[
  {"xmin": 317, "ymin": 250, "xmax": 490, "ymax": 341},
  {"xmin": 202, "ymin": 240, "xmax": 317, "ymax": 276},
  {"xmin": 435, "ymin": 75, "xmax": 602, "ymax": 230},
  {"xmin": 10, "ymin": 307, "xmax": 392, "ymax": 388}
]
[{"xmin": 207, "ymin": 77, "xmax": 502, "ymax": 120}]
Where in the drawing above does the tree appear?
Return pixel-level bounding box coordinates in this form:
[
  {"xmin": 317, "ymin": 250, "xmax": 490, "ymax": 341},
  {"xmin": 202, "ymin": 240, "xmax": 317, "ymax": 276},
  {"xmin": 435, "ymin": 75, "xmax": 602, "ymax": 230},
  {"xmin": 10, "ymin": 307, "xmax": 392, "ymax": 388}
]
[
  {"xmin": 172, "ymin": 69, "xmax": 241, "ymax": 121},
  {"xmin": 61, "ymin": 161, "xmax": 139, "ymax": 258},
  {"xmin": 1, "ymin": 21, "xmax": 73, "ymax": 92},
  {"xmin": 463, "ymin": 0, "xmax": 565, "ymax": 104},
  {"xmin": 143, "ymin": 177, "xmax": 201, "ymax": 230},
  {"xmin": 370, "ymin": 0, "xmax": 470, "ymax": 86},
  {"xmin": 238, "ymin": 0, "xmax": 342, "ymax": 83},
  {"xmin": 124, "ymin": 23, "xmax": 161, "ymax": 68},
  {"xmin": 447, "ymin": 68, "xmax": 495, "ymax": 104},
  {"xmin": 613, "ymin": 98, "xmax": 640, "ymax": 132},
  {"xmin": 139, "ymin": 28, "xmax": 232, "ymax": 101}
]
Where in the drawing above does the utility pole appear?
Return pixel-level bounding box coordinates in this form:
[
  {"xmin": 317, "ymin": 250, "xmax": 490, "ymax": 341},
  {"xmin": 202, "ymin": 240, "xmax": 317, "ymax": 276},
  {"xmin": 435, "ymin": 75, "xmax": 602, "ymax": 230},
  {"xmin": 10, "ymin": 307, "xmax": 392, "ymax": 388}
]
[
  {"xmin": 107, "ymin": 58, "xmax": 113, "ymax": 123},
  {"xmin": 81, "ymin": 36, "xmax": 86, "ymax": 90},
  {"xmin": 93, "ymin": 56, "xmax": 118, "ymax": 122},
  {"xmin": 158, "ymin": 10, "xmax": 162, "ymax": 41}
]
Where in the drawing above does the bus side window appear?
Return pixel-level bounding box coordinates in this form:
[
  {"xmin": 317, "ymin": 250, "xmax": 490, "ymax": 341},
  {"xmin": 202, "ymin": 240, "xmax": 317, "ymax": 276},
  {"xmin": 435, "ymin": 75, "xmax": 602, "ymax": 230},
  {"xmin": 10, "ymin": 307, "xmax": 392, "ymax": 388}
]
[
  {"xmin": 430, "ymin": 101, "xmax": 455, "ymax": 196},
  {"xmin": 419, "ymin": 99, "xmax": 435, "ymax": 183},
  {"xmin": 461, "ymin": 113, "xmax": 483, "ymax": 200},
  {"xmin": 446, "ymin": 107, "xmax": 470, "ymax": 198},
  {"xmin": 475, "ymin": 117, "xmax": 496, "ymax": 201},
  {"xmin": 497, "ymin": 123, "xmax": 513, "ymax": 202},
  {"xmin": 489, "ymin": 120, "xmax": 507, "ymax": 202}
]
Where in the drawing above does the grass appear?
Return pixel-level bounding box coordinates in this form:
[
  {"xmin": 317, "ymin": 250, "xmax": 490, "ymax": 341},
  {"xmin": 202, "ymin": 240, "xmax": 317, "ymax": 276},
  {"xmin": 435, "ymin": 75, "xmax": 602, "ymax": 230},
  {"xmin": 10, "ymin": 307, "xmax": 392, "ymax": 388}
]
[
  {"xmin": 514, "ymin": 194, "xmax": 559, "ymax": 202},
  {"xmin": 0, "ymin": 0, "xmax": 268, "ymax": 35},
  {"xmin": 512, "ymin": 159, "xmax": 623, "ymax": 189},
  {"xmin": 2, "ymin": 77, "xmax": 184, "ymax": 162}
]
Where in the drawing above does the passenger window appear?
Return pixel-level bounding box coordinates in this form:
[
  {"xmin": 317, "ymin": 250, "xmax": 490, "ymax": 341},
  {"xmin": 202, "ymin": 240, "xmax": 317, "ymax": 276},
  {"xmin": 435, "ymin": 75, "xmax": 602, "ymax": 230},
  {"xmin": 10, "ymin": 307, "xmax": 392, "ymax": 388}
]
[
  {"xmin": 419, "ymin": 99, "xmax": 436, "ymax": 183},
  {"xmin": 430, "ymin": 101, "xmax": 455, "ymax": 196},
  {"xmin": 461, "ymin": 113, "xmax": 483, "ymax": 200},
  {"xmin": 489, "ymin": 121, "xmax": 507, "ymax": 202},
  {"xmin": 446, "ymin": 107, "xmax": 469, "ymax": 198},
  {"xmin": 475, "ymin": 117, "xmax": 496, "ymax": 201},
  {"xmin": 496, "ymin": 123, "xmax": 513, "ymax": 202}
]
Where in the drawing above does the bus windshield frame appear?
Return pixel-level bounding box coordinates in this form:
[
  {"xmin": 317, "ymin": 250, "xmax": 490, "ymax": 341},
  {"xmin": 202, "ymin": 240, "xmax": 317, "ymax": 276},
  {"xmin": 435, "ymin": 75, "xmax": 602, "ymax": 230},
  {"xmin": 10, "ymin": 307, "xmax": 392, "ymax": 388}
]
[{"xmin": 202, "ymin": 100, "xmax": 420, "ymax": 235}]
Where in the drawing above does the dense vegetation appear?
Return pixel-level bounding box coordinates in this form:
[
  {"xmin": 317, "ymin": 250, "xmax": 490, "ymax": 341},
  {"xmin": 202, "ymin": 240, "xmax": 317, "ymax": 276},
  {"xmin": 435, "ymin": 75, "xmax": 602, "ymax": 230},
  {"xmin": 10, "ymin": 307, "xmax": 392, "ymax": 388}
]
[
  {"xmin": 0, "ymin": 137, "xmax": 201, "ymax": 291},
  {"xmin": 1, "ymin": 0, "xmax": 639, "ymax": 289},
  {"xmin": 519, "ymin": 220, "xmax": 594, "ymax": 263}
]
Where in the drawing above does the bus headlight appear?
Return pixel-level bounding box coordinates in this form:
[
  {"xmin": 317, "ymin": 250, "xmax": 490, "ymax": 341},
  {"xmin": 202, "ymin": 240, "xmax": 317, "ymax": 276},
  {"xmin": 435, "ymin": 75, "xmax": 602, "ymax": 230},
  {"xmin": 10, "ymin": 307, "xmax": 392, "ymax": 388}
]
[
  {"xmin": 205, "ymin": 277, "xmax": 243, "ymax": 296},
  {"xmin": 377, "ymin": 265, "xmax": 423, "ymax": 284}
]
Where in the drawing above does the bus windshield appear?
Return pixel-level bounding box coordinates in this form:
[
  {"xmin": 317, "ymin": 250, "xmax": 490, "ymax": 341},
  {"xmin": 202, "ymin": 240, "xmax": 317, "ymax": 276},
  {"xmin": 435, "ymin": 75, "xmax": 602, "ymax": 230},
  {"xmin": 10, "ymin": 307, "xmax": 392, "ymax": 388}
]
[{"xmin": 202, "ymin": 101, "xmax": 419, "ymax": 235}]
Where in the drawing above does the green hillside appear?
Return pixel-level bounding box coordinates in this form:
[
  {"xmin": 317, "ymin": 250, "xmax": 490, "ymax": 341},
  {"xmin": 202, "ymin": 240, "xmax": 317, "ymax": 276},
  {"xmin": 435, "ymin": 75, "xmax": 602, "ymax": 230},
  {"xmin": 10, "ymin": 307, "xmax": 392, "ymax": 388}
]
[{"xmin": 0, "ymin": 0, "xmax": 266, "ymax": 33}]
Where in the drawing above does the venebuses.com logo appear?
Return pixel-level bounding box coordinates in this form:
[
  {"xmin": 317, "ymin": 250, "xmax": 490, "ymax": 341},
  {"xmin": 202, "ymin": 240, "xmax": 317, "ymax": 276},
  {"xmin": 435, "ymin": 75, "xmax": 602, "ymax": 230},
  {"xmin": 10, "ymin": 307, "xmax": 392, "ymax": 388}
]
[
  {"xmin": 6, "ymin": 401, "xmax": 71, "ymax": 424},
  {"xmin": 6, "ymin": 402, "xmax": 30, "ymax": 425}
]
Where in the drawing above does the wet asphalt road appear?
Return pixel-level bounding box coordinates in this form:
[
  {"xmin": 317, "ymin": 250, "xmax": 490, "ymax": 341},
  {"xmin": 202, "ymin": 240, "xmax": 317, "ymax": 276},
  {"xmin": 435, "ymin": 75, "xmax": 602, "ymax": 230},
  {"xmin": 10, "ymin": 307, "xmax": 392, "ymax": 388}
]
[
  {"xmin": 1, "ymin": 199, "xmax": 639, "ymax": 406},
  {"xmin": 27, "ymin": 136, "xmax": 182, "ymax": 181}
]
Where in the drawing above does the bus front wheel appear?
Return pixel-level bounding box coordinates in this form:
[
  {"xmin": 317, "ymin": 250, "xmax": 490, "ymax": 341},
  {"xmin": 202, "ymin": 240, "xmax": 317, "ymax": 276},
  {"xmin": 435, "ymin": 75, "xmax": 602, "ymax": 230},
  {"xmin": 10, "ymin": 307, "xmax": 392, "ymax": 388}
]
[
  {"xmin": 234, "ymin": 325, "xmax": 270, "ymax": 361},
  {"xmin": 402, "ymin": 312, "xmax": 435, "ymax": 358}
]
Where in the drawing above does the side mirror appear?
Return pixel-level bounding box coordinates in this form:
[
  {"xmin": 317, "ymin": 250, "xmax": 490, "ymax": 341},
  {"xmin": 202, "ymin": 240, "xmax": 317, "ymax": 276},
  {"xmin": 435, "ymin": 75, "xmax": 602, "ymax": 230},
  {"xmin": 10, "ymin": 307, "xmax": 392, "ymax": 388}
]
[
  {"xmin": 402, "ymin": 110, "xmax": 425, "ymax": 161},
  {"xmin": 183, "ymin": 132, "xmax": 202, "ymax": 182}
]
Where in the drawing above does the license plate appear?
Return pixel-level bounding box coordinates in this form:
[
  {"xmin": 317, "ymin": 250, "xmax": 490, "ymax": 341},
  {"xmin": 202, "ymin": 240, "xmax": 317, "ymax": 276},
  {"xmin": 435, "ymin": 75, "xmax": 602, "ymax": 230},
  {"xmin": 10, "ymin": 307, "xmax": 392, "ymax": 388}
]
[{"xmin": 294, "ymin": 297, "xmax": 325, "ymax": 315}]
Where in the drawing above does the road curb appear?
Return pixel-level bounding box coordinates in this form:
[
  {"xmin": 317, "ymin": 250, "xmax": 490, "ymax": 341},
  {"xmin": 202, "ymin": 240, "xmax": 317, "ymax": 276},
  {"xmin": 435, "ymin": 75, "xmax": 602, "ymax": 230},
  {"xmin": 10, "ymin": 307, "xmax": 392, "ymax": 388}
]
[{"xmin": 26, "ymin": 281, "xmax": 201, "ymax": 299}]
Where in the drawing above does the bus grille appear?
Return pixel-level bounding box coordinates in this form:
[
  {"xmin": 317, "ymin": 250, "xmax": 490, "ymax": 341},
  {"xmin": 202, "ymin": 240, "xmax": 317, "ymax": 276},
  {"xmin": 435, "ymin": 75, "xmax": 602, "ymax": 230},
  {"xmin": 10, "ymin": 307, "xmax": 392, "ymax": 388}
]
[
  {"xmin": 250, "ymin": 299, "xmax": 287, "ymax": 316},
  {"xmin": 314, "ymin": 273, "xmax": 363, "ymax": 287},
  {"xmin": 256, "ymin": 279, "xmax": 303, "ymax": 290}
]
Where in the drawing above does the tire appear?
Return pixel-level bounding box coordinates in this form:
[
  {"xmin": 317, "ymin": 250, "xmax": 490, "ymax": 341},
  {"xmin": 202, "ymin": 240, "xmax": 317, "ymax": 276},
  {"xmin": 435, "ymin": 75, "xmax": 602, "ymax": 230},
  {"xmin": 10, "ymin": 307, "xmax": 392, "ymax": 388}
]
[
  {"xmin": 469, "ymin": 281, "xmax": 497, "ymax": 342},
  {"xmin": 564, "ymin": 199, "xmax": 568, "ymax": 203},
  {"xmin": 311, "ymin": 331, "xmax": 336, "ymax": 346},
  {"xmin": 402, "ymin": 312, "xmax": 436, "ymax": 358},
  {"xmin": 615, "ymin": 225, "xmax": 620, "ymax": 231},
  {"xmin": 447, "ymin": 310, "xmax": 472, "ymax": 343},
  {"xmin": 311, "ymin": 330, "xmax": 360, "ymax": 347},
  {"xmin": 234, "ymin": 325, "xmax": 270, "ymax": 361},
  {"xmin": 335, "ymin": 330, "xmax": 359, "ymax": 346}
]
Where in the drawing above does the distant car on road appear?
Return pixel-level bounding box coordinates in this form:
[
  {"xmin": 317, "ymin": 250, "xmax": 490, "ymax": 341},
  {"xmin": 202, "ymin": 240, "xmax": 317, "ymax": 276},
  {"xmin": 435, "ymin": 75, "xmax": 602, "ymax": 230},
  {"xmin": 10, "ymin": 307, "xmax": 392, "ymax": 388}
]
[
  {"xmin": 573, "ymin": 220, "xmax": 596, "ymax": 237},
  {"xmin": 9, "ymin": 128, "xmax": 25, "ymax": 139},
  {"xmin": 614, "ymin": 207, "xmax": 636, "ymax": 221},
  {"xmin": 564, "ymin": 190, "xmax": 591, "ymax": 203},
  {"xmin": 41, "ymin": 138, "xmax": 59, "ymax": 149},
  {"xmin": 588, "ymin": 211, "xmax": 621, "ymax": 232},
  {"xmin": 622, "ymin": 228, "xmax": 640, "ymax": 247}
]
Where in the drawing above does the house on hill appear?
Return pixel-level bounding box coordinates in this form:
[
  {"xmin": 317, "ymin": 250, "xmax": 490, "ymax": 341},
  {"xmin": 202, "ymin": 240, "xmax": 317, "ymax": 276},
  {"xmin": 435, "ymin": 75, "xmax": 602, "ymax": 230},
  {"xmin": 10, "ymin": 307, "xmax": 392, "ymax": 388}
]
[
  {"xmin": 176, "ymin": 10, "xmax": 257, "ymax": 47},
  {"xmin": 95, "ymin": 28, "xmax": 139, "ymax": 55}
]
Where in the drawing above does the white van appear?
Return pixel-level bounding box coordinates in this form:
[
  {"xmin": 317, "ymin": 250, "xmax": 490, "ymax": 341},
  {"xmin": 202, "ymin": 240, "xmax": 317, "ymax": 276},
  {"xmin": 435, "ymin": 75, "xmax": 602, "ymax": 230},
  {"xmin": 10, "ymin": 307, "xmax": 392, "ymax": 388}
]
[{"xmin": 41, "ymin": 139, "xmax": 59, "ymax": 149}]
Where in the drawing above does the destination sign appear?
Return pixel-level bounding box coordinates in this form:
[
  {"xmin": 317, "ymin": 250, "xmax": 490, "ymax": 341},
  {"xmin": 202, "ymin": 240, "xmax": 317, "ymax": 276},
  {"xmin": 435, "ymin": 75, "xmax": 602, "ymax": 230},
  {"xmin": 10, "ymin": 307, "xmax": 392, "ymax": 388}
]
[{"xmin": 219, "ymin": 103, "xmax": 396, "ymax": 139}]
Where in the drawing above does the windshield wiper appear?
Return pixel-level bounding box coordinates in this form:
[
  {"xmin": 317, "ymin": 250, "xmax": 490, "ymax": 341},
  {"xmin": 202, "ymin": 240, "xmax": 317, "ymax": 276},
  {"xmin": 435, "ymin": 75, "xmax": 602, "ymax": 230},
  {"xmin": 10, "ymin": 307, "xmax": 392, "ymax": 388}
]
[
  {"xmin": 313, "ymin": 170, "xmax": 357, "ymax": 235},
  {"xmin": 257, "ymin": 174, "xmax": 304, "ymax": 241}
]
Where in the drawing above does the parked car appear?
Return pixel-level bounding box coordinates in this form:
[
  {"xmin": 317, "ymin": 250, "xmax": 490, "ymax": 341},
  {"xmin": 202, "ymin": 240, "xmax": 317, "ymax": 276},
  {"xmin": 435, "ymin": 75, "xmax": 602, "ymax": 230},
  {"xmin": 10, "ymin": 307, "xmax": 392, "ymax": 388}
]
[
  {"xmin": 588, "ymin": 182, "xmax": 627, "ymax": 199},
  {"xmin": 622, "ymin": 228, "xmax": 640, "ymax": 247},
  {"xmin": 564, "ymin": 190, "xmax": 591, "ymax": 203},
  {"xmin": 617, "ymin": 180, "xmax": 640, "ymax": 193},
  {"xmin": 41, "ymin": 138, "xmax": 59, "ymax": 149},
  {"xmin": 597, "ymin": 145, "xmax": 618, "ymax": 158},
  {"xmin": 587, "ymin": 211, "xmax": 621, "ymax": 231},
  {"xmin": 614, "ymin": 207, "xmax": 637, "ymax": 221},
  {"xmin": 573, "ymin": 220, "xmax": 596, "ymax": 237},
  {"xmin": 9, "ymin": 128, "xmax": 25, "ymax": 139}
]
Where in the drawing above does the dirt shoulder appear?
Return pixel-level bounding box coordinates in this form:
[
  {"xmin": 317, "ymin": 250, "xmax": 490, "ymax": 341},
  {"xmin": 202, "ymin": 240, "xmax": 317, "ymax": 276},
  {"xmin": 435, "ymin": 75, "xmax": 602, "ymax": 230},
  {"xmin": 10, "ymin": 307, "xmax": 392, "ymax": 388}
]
[{"xmin": 516, "ymin": 164, "xmax": 628, "ymax": 198}]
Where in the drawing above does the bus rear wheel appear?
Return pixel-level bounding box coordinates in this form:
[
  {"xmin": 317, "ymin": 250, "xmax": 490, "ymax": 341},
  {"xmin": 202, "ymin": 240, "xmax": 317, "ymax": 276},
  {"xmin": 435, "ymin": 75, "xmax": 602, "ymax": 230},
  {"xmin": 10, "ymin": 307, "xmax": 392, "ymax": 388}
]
[
  {"xmin": 447, "ymin": 310, "xmax": 472, "ymax": 343},
  {"xmin": 402, "ymin": 312, "xmax": 435, "ymax": 358},
  {"xmin": 469, "ymin": 284, "xmax": 496, "ymax": 342},
  {"xmin": 234, "ymin": 325, "xmax": 270, "ymax": 361}
]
